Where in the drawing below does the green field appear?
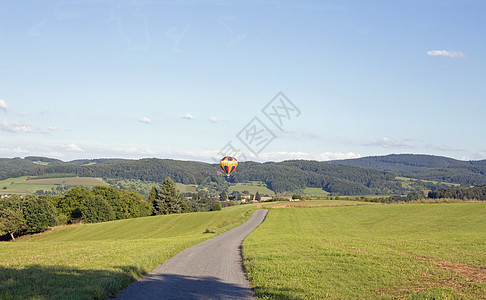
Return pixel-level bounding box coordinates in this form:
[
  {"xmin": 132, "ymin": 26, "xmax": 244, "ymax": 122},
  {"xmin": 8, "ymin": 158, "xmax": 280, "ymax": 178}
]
[
  {"xmin": 0, "ymin": 205, "xmax": 255, "ymax": 299},
  {"xmin": 396, "ymin": 176, "xmax": 461, "ymax": 189},
  {"xmin": 243, "ymin": 203, "xmax": 486, "ymax": 299},
  {"xmin": 228, "ymin": 181, "xmax": 275, "ymax": 196},
  {"xmin": 0, "ymin": 176, "xmax": 106, "ymax": 194},
  {"xmin": 302, "ymin": 187, "xmax": 331, "ymax": 197}
]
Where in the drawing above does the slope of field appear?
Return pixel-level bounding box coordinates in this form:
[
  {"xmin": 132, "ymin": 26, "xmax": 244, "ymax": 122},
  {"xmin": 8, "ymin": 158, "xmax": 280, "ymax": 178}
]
[
  {"xmin": 0, "ymin": 205, "xmax": 255, "ymax": 299},
  {"xmin": 243, "ymin": 203, "xmax": 486, "ymax": 299}
]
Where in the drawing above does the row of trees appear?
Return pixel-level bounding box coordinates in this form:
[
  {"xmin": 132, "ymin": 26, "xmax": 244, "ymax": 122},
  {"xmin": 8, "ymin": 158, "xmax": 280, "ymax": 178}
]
[
  {"xmin": 428, "ymin": 185, "xmax": 486, "ymax": 200},
  {"xmin": 1, "ymin": 177, "xmax": 227, "ymax": 241}
]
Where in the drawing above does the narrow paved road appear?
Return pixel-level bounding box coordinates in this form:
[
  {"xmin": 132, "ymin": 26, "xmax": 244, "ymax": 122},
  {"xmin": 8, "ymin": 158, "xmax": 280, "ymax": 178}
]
[{"xmin": 114, "ymin": 209, "xmax": 268, "ymax": 300}]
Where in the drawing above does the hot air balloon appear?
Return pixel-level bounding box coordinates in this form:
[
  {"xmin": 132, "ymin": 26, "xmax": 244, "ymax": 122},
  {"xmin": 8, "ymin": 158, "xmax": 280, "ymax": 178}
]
[{"xmin": 220, "ymin": 156, "xmax": 238, "ymax": 177}]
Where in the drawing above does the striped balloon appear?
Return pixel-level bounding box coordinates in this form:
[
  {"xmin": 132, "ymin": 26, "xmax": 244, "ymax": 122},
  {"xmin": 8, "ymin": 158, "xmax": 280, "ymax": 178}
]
[{"xmin": 220, "ymin": 156, "xmax": 238, "ymax": 177}]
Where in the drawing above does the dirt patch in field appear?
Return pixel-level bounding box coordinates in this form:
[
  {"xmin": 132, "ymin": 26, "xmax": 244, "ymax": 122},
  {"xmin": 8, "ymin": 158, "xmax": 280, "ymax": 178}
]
[{"xmin": 405, "ymin": 252, "xmax": 486, "ymax": 285}]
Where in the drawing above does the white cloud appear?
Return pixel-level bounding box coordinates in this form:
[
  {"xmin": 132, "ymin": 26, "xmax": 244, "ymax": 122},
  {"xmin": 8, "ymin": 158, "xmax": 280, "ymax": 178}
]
[
  {"xmin": 461, "ymin": 152, "xmax": 486, "ymax": 161},
  {"xmin": 427, "ymin": 50, "xmax": 467, "ymax": 58},
  {"xmin": 208, "ymin": 117, "xmax": 229, "ymax": 123},
  {"xmin": 181, "ymin": 113, "xmax": 196, "ymax": 120},
  {"xmin": 48, "ymin": 126, "xmax": 57, "ymax": 131},
  {"xmin": 0, "ymin": 119, "xmax": 33, "ymax": 133},
  {"xmin": 66, "ymin": 143, "xmax": 83, "ymax": 152},
  {"xmin": 363, "ymin": 137, "xmax": 415, "ymax": 149},
  {"xmin": 248, "ymin": 151, "xmax": 361, "ymax": 162},
  {"xmin": 110, "ymin": 147, "xmax": 155, "ymax": 155},
  {"xmin": 425, "ymin": 144, "xmax": 464, "ymax": 152},
  {"xmin": 0, "ymin": 99, "xmax": 8, "ymax": 112},
  {"xmin": 138, "ymin": 117, "xmax": 152, "ymax": 124},
  {"xmin": 0, "ymin": 147, "xmax": 29, "ymax": 154}
]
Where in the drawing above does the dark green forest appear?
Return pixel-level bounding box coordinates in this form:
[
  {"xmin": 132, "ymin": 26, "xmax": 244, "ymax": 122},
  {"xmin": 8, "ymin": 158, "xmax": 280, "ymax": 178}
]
[{"xmin": 334, "ymin": 154, "xmax": 486, "ymax": 186}]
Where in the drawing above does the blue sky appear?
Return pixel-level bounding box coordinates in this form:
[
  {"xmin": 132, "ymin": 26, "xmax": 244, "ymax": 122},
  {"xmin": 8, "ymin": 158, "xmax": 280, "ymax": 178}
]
[{"xmin": 1, "ymin": 0, "xmax": 485, "ymax": 162}]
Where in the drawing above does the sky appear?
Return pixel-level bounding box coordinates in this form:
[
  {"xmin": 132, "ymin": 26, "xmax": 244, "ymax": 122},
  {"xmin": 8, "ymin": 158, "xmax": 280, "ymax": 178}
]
[{"xmin": 1, "ymin": 0, "xmax": 485, "ymax": 163}]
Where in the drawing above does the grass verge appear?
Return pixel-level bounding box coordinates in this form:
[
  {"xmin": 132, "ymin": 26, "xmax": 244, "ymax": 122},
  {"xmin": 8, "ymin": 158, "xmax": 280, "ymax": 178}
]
[
  {"xmin": 242, "ymin": 203, "xmax": 486, "ymax": 299},
  {"xmin": 0, "ymin": 205, "xmax": 255, "ymax": 299}
]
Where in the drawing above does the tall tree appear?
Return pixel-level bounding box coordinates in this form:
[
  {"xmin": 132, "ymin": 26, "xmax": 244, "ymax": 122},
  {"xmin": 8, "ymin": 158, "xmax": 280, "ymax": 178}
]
[
  {"xmin": 255, "ymin": 191, "xmax": 261, "ymax": 202},
  {"xmin": 219, "ymin": 190, "xmax": 228, "ymax": 201},
  {"xmin": 154, "ymin": 177, "xmax": 183, "ymax": 215}
]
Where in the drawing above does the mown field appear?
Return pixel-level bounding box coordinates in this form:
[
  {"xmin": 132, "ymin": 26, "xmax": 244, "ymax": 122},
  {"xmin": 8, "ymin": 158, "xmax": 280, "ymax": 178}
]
[
  {"xmin": 0, "ymin": 205, "xmax": 255, "ymax": 299},
  {"xmin": 228, "ymin": 181, "xmax": 275, "ymax": 196},
  {"xmin": 0, "ymin": 176, "xmax": 106, "ymax": 194},
  {"xmin": 243, "ymin": 203, "xmax": 486, "ymax": 299}
]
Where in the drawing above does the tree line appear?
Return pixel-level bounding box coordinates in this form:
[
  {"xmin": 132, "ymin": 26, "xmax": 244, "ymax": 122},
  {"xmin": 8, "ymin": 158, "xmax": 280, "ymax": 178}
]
[
  {"xmin": 0, "ymin": 176, "xmax": 223, "ymax": 241},
  {"xmin": 428, "ymin": 185, "xmax": 486, "ymax": 200}
]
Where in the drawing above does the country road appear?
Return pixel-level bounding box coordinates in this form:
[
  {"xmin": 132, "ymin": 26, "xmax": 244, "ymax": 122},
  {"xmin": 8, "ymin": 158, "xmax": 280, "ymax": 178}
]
[{"xmin": 114, "ymin": 209, "xmax": 268, "ymax": 300}]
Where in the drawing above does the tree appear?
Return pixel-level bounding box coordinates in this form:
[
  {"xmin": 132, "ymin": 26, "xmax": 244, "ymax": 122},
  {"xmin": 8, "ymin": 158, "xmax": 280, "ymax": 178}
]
[
  {"xmin": 154, "ymin": 177, "xmax": 184, "ymax": 215},
  {"xmin": 117, "ymin": 189, "xmax": 153, "ymax": 218},
  {"xmin": 219, "ymin": 190, "xmax": 228, "ymax": 201},
  {"xmin": 255, "ymin": 191, "xmax": 261, "ymax": 202},
  {"xmin": 57, "ymin": 186, "xmax": 90, "ymax": 222},
  {"xmin": 92, "ymin": 186, "xmax": 124, "ymax": 220},
  {"xmin": 209, "ymin": 201, "xmax": 221, "ymax": 211},
  {"xmin": 80, "ymin": 194, "xmax": 115, "ymax": 223},
  {"xmin": 0, "ymin": 208, "xmax": 25, "ymax": 241},
  {"xmin": 21, "ymin": 195, "xmax": 57, "ymax": 233}
]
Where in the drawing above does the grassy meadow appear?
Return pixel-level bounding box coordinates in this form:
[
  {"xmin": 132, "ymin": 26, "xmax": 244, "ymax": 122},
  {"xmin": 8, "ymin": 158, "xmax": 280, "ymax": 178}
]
[
  {"xmin": 243, "ymin": 203, "xmax": 486, "ymax": 299},
  {"xmin": 0, "ymin": 176, "xmax": 106, "ymax": 194},
  {"xmin": 0, "ymin": 205, "xmax": 255, "ymax": 299},
  {"xmin": 228, "ymin": 181, "xmax": 275, "ymax": 196}
]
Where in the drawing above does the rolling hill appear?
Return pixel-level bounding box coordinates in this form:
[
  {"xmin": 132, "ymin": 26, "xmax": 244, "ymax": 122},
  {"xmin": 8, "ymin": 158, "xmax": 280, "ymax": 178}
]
[
  {"xmin": 2, "ymin": 154, "xmax": 486, "ymax": 196},
  {"xmin": 332, "ymin": 154, "xmax": 486, "ymax": 186}
]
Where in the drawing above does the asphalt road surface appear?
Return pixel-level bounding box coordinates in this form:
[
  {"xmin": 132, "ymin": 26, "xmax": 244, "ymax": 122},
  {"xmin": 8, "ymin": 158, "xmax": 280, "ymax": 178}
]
[{"xmin": 114, "ymin": 209, "xmax": 268, "ymax": 300}]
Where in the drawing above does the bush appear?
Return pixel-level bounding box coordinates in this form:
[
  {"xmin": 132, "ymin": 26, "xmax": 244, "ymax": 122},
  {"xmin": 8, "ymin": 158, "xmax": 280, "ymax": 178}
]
[{"xmin": 209, "ymin": 201, "xmax": 222, "ymax": 211}]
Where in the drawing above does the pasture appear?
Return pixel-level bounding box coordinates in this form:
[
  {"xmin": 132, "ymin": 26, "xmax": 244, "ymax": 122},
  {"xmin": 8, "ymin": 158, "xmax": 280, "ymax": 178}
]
[
  {"xmin": 243, "ymin": 203, "xmax": 486, "ymax": 299},
  {"xmin": 228, "ymin": 181, "xmax": 275, "ymax": 196},
  {"xmin": 0, "ymin": 205, "xmax": 255, "ymax": 299},
  {"xmin": 0, "ymin": 176, "xmax": 106, "ymax": 194}
]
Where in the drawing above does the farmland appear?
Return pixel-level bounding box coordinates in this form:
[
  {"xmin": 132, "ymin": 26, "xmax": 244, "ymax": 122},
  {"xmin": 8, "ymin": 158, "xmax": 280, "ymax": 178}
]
[
  {"xmin": 0, "ymin": 176, "xmax": 107, "ymax": 194},
  {"xmin": 228, "ymin": 181, "xmax": 275, "ymax": 196},
  {"xmin": 243, "ymin": 203, "xmax": 486, "ymax": 299},
  {"xmin": 0, "ymin": 205, "xmax": 254, "ymax": 299}
]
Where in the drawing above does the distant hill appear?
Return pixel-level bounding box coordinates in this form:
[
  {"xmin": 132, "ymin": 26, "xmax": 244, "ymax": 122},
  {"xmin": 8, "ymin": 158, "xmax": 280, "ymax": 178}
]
[
  {"xmin": 2, "ymin": 154, "xmax": 486, "ymax": 196},
  {"xmin": 332, "ymin": 154, "xmax": 486, "ymax": 186}
]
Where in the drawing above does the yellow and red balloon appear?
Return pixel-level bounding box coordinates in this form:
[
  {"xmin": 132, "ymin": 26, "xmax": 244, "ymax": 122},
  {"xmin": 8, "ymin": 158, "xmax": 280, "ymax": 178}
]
[{"xmin": 220, "ymin": 156, "xmax": 238, "ymax": 177}]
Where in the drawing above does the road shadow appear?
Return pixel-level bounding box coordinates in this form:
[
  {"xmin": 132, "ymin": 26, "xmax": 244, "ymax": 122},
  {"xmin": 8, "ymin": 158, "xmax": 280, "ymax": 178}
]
[
  {"xmin": 0, "ymin": 264, "xmax": 141, "ymax": 299},
  {"xmin": 115, "ymin": 273, "xmax": 255, "ymax": 299}
]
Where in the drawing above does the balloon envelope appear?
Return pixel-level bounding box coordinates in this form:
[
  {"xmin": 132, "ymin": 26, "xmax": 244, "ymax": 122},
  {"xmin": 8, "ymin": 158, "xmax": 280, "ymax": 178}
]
[{"xmin": 220, "ymin": 156, "xmax": 238, "ymax": 177}]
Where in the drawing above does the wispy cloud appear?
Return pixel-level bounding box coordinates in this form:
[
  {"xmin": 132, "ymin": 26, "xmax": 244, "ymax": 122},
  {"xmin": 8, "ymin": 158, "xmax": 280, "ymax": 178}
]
[
  {"xmin": 0, "ymin": 99, "xmax": 8, "ymax": 112},
  {"xmin": 427, "ymin": 50, "xmax": 467, "ymax": 58},
  {"xmin": 65, "ymin": 143, "xmax": 83, "ymax": 152},
  {"xmin": 248, "ymin": 151, "xmax": 361, "ymax": 162},
  {"xmin": 461, "ymin": 152, "xmax": 486, "ymax": 161},
  {"xmin": 0, "ymin": 119, "xmax": 33, "ymax": 133},
  {"xmin": 0, "ymin": 147, "xmax": 29, "ymax": 154},
  {"xmin": 426, "ymin": 144, "xmax": 465, "ymax": 152},
  {"xmin": 363, "ymin": 137, "xmax": 415, "ymax": 149},
  {"xmin": 110, "ymin": 147, "xmax": 155, "ymax": 155},
  {"xmin": 208, "ymin": 117, "xmax": 229, "ymax": 123},
  {"xmin": 181, "ymin": 113, "xmax": 196, "ymax": 120},
  {"xmin": 138, "ymin": 116, "xmax": 152, "ymax": 124}
]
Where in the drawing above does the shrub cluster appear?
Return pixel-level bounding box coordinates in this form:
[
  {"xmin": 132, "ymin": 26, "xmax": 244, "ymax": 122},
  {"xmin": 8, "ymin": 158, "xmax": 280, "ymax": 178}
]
[{"xmin": 0, "ymin": 186, "xmax": 152, "ymax": 241}]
